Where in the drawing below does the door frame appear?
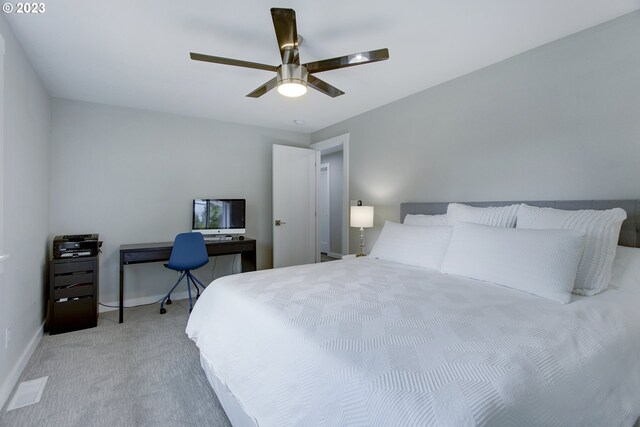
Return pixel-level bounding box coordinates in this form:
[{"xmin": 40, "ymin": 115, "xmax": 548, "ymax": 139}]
[
  {"xmin": 319, "ymin": 163, "xmax": 330, "ymax": 253},
  {"xmin": 311, "ymin": 133, "xmax": 349, "ymax": 257}
]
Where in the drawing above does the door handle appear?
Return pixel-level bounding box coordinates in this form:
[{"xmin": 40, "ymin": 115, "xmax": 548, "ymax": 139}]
[{"xmin": 275, "ymin": 220, "xmax": 287, "ymax": 226}]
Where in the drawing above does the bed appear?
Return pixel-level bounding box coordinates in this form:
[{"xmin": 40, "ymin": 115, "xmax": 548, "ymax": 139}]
[{"xmin": 186, "ymin": 200, "xmax": 640, "ymax": 427}]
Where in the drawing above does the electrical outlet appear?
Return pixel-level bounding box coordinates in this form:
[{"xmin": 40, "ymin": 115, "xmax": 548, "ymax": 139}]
[{"xmin": 5, "ymin": 328, "xmax": 10, "ymax": 349}]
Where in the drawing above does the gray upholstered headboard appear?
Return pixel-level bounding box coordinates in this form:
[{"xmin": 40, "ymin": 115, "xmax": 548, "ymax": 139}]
[{"xmin": 401, "ymin": 200, "xmax": 640, "ymax": 248}]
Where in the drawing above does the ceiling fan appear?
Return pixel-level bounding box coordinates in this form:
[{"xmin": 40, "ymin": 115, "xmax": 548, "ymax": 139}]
[{"xmin": 190, "ymin": 8, "xmax": 389, "ymax": 98}]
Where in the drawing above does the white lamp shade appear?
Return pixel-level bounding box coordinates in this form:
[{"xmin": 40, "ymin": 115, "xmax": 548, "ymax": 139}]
[{"xmin": 350, "ymin": 206, "xmax": 374, "ymax": 228}]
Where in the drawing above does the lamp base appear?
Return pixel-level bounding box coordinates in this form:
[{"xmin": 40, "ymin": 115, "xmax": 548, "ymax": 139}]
[
  {"xmin": 356, "ymin": 252, "xmax": 366, "ymax": 257},
  {"xmin": 357, "ymin": 227, "xmax": 366, "ymax": 257}
]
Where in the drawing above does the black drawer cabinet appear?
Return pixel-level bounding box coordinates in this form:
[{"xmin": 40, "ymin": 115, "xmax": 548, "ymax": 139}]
[{"xmin": 48, "ymin": 256, "xmax": 99, "ymax": 335}]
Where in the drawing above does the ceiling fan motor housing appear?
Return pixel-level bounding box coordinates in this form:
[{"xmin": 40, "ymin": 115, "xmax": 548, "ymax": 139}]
[{"xmin": 277, "ymin": 63, "xmax": 308, "ymax": 87}]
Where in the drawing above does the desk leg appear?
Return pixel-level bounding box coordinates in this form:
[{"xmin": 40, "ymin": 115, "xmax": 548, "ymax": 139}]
[
  {"xmin": 119, "ymin": 253, "xmax": 124, "ymax": 323},
  {"xmin": 241, "ymin": 249, "xmax": 257, "ymax": 272}
]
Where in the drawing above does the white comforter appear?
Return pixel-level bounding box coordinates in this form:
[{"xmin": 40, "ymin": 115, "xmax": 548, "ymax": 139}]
[{"xmin": 186, "ymin": 254, "xmax": 640, "ymax": 427}]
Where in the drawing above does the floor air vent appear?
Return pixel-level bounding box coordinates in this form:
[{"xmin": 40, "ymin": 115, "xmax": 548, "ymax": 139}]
[{"xmin": 6, "ymin": 377, "xmax": 48, "ymax": 411}]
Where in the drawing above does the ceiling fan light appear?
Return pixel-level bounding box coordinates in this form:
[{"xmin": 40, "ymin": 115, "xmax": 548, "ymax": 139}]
[
  {"xmin": 349, "ymin": 53, "xmax": 368, "ymax": 64},
  {"xmin": 277, "ymin": 81, "xmax": 307, "ymax": 97},
  {"xmin": 276, "ymin": 64, "xmax": 309, "ymax": 97}
]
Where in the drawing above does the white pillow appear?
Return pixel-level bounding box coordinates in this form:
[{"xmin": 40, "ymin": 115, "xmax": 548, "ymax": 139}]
[
  {"xmin": 404, "ymin": 213, "xmax": 449, "ymax": 226},
  {"xmin": 369, "ymin": 221, "xmax": 453, "ymax": 271},
  {"xmin": 516, "ymin": 204, "xmax": 627, "ymax": 296},
  {"xmin": 609, "ymin": 246, "xmax": 640, "ymax": 292},
  {"xmin": 441, "ymin": 222, "xmax": 586, "ymax": 303},
  {"xmin": 447, "ymin": 203, "xmax": 520, "ymax": 228}
]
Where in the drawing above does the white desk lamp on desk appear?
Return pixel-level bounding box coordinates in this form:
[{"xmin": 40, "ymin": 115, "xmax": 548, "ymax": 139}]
[{"xmin": 350, "ymin": 201, "xmax": 374, "ymax": 257}]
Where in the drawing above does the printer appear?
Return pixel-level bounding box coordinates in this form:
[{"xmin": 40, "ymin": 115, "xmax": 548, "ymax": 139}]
[{"xmin": 53, "ymin": 234, "xmax": 102, "ymax": 259}]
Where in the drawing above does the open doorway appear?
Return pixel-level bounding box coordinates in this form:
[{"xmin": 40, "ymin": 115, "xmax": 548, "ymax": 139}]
[
  {"xmin": 311, "ymin": 134, "xmax": 349, "ymax": 261},
  {"xmin": 319, "ymin": 163, "xmax": 331, "ymax": 255}
]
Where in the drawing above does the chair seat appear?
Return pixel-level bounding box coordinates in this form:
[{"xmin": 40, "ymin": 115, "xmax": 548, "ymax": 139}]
[
  {"xmin": 165, "ymin": 232, "xmax": 209, "ymax": 271},
  {"xmin": 165, "ymin": 259, "xmax": 208, "ymax": 271}
]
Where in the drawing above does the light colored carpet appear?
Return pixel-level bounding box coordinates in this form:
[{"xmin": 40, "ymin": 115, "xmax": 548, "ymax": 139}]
[
  {"xmin": 320, "ymin": 253, "xmax": 339, "ymax": 262},
  {"xmin": 0, "ymin": 299, "xmax": 231, "ymax": 427}
]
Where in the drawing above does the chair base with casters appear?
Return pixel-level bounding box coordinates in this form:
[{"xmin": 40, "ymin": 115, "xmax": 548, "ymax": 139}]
[
  {"xmin": 160, "ymin": 270, "xmax": 207, "ymax": 314},
  {"xmin": 160, "ymin": 232, "xmax": 209, "ymax": 314}
]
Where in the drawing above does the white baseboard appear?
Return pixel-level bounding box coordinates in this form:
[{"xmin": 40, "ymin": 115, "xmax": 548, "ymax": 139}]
[
  {"xmin": 326, "ymin": 251, "xmax": 344, "ymax": 259},
  {"xmin": 0, "ymin": 322, "xmax": 44, "ymax": 410},
  {"xmin": 98, "ymin": 290, "xmax": 192, "ymax": 313}
]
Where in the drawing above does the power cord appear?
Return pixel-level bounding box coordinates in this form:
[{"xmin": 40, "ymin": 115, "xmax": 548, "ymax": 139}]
[
  {"xmin": 99, "ymin": 296, "xmax": 165, "ymax": 309},
  {"xmin": 210, "ymin": 256, "xmax": 218, "ymax": 281},
  {"xmin": 232, "ymin": 253, "xmax": 239, "ymax": 274}
]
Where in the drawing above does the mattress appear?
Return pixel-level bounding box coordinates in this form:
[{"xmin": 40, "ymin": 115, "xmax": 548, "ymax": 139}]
[
  {"xmin": 186, "ymin": 253, "xmax": 640, "ymax": 426},
  {"xmin": 199, "ymin": 352, "xmax": 258, "ymax": 427}
]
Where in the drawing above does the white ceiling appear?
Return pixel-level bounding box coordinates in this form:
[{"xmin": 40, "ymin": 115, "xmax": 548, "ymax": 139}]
[{"xmin": 6, "ymin": 1, "xmax": 639, "ymax": 133}]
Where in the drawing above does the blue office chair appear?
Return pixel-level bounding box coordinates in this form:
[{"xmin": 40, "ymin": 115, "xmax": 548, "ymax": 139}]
[{"xmin": 160, "ymin": 232, "xmax": 209, "ymax": 314}]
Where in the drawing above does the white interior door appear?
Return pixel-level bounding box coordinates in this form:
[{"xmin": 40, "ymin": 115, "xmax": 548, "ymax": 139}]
[
  {"xmin": 0, "ymin": 37, "xmax": 5, "ymax": 275},
  {"xmin": 273, "ymin": 145, "xmax": 319, "ymax": 268},
  {"xmin": 0, "ymin": 36, "xmax": 6, "ymax": 358},
  {"xmin": 319, "ymin": 164, "xmax": 330, "ymax": 253}
]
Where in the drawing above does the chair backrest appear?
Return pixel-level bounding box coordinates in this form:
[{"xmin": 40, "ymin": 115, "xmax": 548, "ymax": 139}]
[{"xmin": 167, "ymin": 232, "xmax": 209, "ymax": 271}]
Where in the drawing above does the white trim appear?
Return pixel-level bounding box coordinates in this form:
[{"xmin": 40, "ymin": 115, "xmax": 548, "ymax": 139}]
[
  {"xmin": 310, "ymin": 134, "xmax": 346, "ymax": 152},
  {"xmin": 0, "ymin": 254, "xmax": 9, "ymax": 262},
  {"xmin": 311, "ymin": 133, "xmax": 350, "ymax": 256},
  {"xmin": 314, "ymin": 150, "xmax": 321, "ymax": 263},
  {"xmin": 341, "ymin": 138, "xmax": 349, "ymax": 255},
  {"xmin": 319, "ymin": 163, "xmax": 331, "ymax": 253},
  {"xmin": 0, "ymin": 323, "xmax": 44, "ymax": 410}
]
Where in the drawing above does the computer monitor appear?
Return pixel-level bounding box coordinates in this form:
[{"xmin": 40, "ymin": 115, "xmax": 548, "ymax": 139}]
[{"xmin": 192, "ymin": 199, "xmax": 246, "ymax": 235}]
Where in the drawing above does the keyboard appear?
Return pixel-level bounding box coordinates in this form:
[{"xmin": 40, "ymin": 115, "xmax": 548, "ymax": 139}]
[{"xmin": 205, "ymin": 236, "xmax": 233, "ymax": 241}]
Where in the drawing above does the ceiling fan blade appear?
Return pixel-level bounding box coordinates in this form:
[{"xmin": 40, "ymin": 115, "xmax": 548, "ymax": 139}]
[
  {"xmin": 304, "ymin": 48, "xmax": 389, "ymax": 74},
  {"xmin": 271, "ymin": 8, "xmax": 299, "ymax": 65},
  {"xmin": 246, "ymin": 77, "xmax": 278, "ymax": 98},
  {"xmin": 307, "ymin": 75, "xmax": 345, "ymax": 98},
  {"xmin": 190, "ymin": 52, "xmax": 277, "ymax": 72}
]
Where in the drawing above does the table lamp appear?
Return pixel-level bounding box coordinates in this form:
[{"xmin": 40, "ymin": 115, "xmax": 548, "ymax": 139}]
[{"xmin": 350, "ymin": 201, "xmax": 374, "ymax": 257}]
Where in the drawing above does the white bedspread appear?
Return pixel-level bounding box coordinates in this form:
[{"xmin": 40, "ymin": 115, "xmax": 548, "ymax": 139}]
[{"xmin": 186, "ymin": 257, "xmax": 640, "ymax": 427}]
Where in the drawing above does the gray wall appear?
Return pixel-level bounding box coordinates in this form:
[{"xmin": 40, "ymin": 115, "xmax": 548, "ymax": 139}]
[
  {"xmin": 0, "ymin": 15, "xmax": 51, "ymax": 404},
  {"xmin": 313, "ymin": 11, "xmax": 640, "ymax": 253},
  {"xmin": 50, "ymin": 99, "xmax": 309, "ymax": 306},
  {"xmin": 320, "ymin": 151, "xmax": 343, "ymax": 255}
]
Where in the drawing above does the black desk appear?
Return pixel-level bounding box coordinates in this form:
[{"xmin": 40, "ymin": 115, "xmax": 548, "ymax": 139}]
[{"xmin": 119, "ymin": 238, "xmax": 256, "ymax": 323}]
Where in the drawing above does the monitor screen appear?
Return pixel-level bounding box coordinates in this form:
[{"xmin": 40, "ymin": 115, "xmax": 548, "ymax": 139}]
[{"xmin": 192, "ymin": 199, "xmax": 246, "ymax": 235}]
